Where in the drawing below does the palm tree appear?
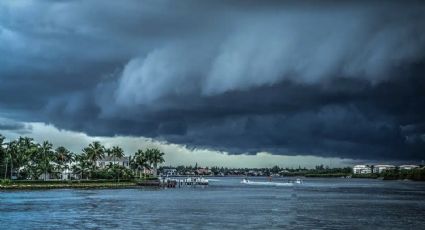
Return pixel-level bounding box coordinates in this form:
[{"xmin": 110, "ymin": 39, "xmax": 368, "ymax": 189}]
[
  {"xmin": 111, "ymin": 146, "xmax": 124, "ymax": 165},
  {"xmin": 16, "ymin": 137, "xmax": 38, "ymax": 179},
  {"xmin": 73, "ymin": 154, "xmax": 90, "ymax": 180},
  {"xmin": 54, "ymin": 146, "xmax": 73, "ymax": 180},
  {"xmin": 83, "ymin": 141, "xmax": 105, "ymax": 178},
  {"xmin": 145, "ymin": 148, "xmax": 164, "ymax": 176},
  {"xmin": 108, "ymin": 146, "xmax": 125, "ymax": 181},
  {"xmin": 105, "ymin": 148, "xmax": 112, "ymax": 165},
  {"xmin": 38, "ymin": 141, "xmax": 54, "ymax": 181},
  {"xmin": 131, "ymin": 149, "xmax": 150, "ymax": 179},
  {"xmin": 129, "ymin": 155, "xmax": 137, "ymax": 177}
]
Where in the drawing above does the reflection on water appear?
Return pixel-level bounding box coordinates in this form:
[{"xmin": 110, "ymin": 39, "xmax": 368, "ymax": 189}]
[{"xmin": 1, "ymin": 177, "xmax": 425, "ymax": 229}]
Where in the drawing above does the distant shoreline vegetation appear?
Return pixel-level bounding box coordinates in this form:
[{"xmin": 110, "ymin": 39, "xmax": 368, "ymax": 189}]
[{"xmin": 159, "ymin": 164, "xmax": 425, "ymax": 181}]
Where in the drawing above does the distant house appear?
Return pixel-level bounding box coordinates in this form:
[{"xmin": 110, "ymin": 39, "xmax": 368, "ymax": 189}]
[
  {"xmin": 353, "ymin": 165, "xmax": 372, "ymax": 174},
  {"xmin": 96, "ymin": 156, "xmax": 130, "ymax": 169},
  {"xmin": 373, "ymin": 165, "xmax": 396, "ymax": 173},
  {"xmin": 399, "ymin": 165, "xmax": 420, "ymax": 170},
  {"xmin": 196, "ymin": 167, "xmax": 211, "ymax": 175}
]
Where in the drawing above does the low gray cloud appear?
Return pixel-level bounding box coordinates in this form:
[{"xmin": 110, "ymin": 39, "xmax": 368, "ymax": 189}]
[
  {"xmin": 0, "ymin": 0, "xmax": 425, "ymax": 160},
  {"xmin": 0, "ymin": 118, "xmax": 31, "ymax": 134},
  {"xmin": 0, "ymin": 122, "xmax": 24, "ymax": 131}
]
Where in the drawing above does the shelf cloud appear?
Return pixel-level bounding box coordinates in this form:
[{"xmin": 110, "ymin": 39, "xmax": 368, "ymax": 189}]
[{"xmin": 1, "ymin": 0, "xmax": 425, "ymax": 160}]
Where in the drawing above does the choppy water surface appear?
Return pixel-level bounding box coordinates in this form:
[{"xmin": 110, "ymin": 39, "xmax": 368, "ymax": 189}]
[{"xmin": 1, "ymin": 177, "xmax": 425, "ymax": 229}]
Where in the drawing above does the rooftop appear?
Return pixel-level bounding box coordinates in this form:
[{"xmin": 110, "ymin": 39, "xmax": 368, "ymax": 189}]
[{"xmin": 97, "ymin": 156, "xmax": 129, "ymax": 162}]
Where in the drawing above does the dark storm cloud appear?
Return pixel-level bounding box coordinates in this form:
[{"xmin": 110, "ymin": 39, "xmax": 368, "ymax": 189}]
[{"xmin": 1, "ymin": 0, "xmax": 425, "ymax": 160}]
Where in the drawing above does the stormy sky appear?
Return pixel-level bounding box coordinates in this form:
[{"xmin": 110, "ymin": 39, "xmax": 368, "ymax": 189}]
[{"xmin": 1, "ymin": 0, "xmax": 425, "ymax": 163}]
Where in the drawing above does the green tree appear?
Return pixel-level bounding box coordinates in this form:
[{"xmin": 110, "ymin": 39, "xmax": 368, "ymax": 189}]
[
  {"xmin": 72, "ymin": 154, "xmax": 90, "ymax": 180},
  {"xmin": 37, "ymin": 141, "xmax": 55, "ymax": 181},
  {"xmin": 108, "ymin": 146, "xmax": 124, "ymax": 165},
  {"xmin": 108, "ymin": 146, "xmax": 125, "ymax": 181},
  {"xmin": 54, "ymin": 146, "xmax": 73, "ymax": 180},
  {"xmin": 130, "ymin": 149, "xmax": 150, "ymax": 178},
  {"xmin": 83, "ymin": 141, "xmax": 105, "ymax": 178},
  {"xmin": 145, "ymin": 148, "xmax": 164, "ymax": 176},
  {"xmin": 16, "ymin": 137, "xmax": 38, "ymax": 179}
]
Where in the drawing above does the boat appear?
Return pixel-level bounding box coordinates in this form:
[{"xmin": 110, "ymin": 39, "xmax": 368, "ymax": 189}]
[
  {"xmin": 241, "ymin": 178, "xmax": 250, "ymax": 184},
  {"xmin": 240, "ymin": 178, "xmax": 294, "ymax": 186},
  {"xmin": 194, "ymin": 177, "xmax": 209, "ymax": 185}
]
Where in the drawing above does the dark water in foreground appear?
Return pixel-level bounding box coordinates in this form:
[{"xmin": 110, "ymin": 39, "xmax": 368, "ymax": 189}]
[{"xmin": 1, "ymin": 177, "xmax": 425, "ymax": 229}]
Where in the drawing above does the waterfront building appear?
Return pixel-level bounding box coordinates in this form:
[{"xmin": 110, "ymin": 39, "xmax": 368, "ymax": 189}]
[
  {"xmin": 399, "ymin": 165, "xmax": 420, "ymax": 170},
  {"xmin": 59, "ymin": 164, "xmax": 79, "ymax": 180},
  {"xmin": 353, "ymin": 165, "xmax": 372, "ymax": 174},
  {"xmin": 196, "ymin": 167, "xmax": 211, "ymax": 175},
  {"xmin": 96, "ymin": 156, "xmax": 130, "ymax": 169},
  {"xmin": 36, "ymin": 162, "xmax": 78, "ymax": 180},
  {"xmin": 373, "ymin": 165, "xmax": 396, "ymax": 173}
]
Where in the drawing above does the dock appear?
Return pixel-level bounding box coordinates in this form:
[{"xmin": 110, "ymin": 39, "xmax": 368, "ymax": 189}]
[{"xmin": 160, "ymin": 177, "xmax": 209, "ymax": 188}]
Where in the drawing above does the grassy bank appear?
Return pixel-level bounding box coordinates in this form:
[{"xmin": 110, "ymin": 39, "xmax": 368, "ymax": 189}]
[
  {"xmin": 0, "ymin": 180, "xmax": 137, "ymax": 190},
  {"xmin": 0, "ymin": 178, "xmax": 160, "ymax": 190},
  {"xmin": 351, "ymin": 174, "xmax": 379, "ymax": 179}
]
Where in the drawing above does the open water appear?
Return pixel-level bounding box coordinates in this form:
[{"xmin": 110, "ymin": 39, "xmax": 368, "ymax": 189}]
[{"xmin": 1, "ymin": 177, "xmax": 425, "ymax": 229}]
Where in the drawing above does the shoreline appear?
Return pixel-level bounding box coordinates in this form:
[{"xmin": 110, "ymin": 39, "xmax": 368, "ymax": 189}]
[
  {"xmin": 1, "ymin": 175, "xmax": 422, "ymax": 190},
  {"xmin": 0, "ymin": 182, "xmax": 139, "ymax": 190},
  {"xmin": 0, "ymin": 179, "xmax": 163, "ymax": 190}
]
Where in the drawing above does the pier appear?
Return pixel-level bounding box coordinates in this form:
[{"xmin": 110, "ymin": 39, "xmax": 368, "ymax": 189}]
[{"xmin": 160, "ymin": 177, "xmax": 209, "ymax": 188}]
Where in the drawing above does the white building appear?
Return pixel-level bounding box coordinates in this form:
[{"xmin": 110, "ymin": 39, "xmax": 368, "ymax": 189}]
[
  {"xmin": 373, "ymin": 165, "xmax": 396, "ymax": 173},
  {"xmin": 36, "ymin": 162, "xmax": 78, "ymax": 180},
  {"xmin": 96, "ymin": 156, "xmax": 130, "ymax": 169},
  {"xmin": 353, "ymin": 165, "xmax": 372, "ymax": 174},
  {"xmin": 60, "ymin": 166, "xmax": 80, "ymax": 180},
  {"xmin": 399, "ymin": 165, "xmax": 420, "ymax": 170}
]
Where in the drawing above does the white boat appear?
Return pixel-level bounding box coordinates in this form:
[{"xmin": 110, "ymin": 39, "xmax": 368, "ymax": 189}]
[{"xmin": 241, "ymin": 178, "xmax": 294, "ymax": 186}]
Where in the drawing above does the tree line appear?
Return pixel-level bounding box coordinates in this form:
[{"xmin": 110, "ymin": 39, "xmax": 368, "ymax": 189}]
[
  {"xmin": 0, "ymin": 135, "xmax": 164, "ymax": 181},
  {"xmin": 159, "ymin": 165, "xmax": 353, "ymax": 176}
]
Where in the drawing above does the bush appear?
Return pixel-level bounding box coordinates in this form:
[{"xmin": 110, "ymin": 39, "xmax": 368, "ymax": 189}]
[
  {"xmin": 91, "ymin": 166, "xmax": 135, "ymax": 180},
  {"xmin": 0, "ymin": 179, "xmax": 11, "ymax": 184}
]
